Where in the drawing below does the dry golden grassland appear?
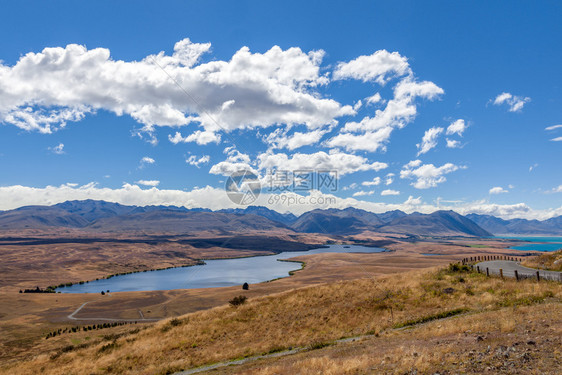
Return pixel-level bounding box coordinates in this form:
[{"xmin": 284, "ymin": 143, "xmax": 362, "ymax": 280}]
[
  {"xmin": 522, "ymin": 249, "xmax": 562, "ymax": 272},
  {"xmin": 3, "ymin": 264, "xmax": 560, "ymax": 375},
  {"xmin": 224, "ymin": 303, "xmax": 561, "ymax": 374}
]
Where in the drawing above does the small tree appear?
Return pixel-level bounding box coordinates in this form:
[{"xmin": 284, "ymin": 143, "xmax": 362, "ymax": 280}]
[{"xmin": 242, "ymin": 282, "xmax": 249, "ymax": 290}]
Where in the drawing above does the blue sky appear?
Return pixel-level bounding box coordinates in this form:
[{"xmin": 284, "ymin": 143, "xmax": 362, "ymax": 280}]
[{"xmin": 0, "ymin": 0, "xmax": 561, "ymax": 219}]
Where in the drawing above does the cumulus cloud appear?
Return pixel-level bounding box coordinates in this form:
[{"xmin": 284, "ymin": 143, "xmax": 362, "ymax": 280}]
[
  {"xmin": 492, "ymin": 92, "xmax": 530, "ymax": 112},
  {"xmin": 333, "ymin": 50, "xmax": 411, "ymax": 84},
  {"xmin": 381, "ymin": 189, "xmax": 400, "ymax": 196},
  {"xmin": 264, "ymin": 128, "xmax": 328, "ymax": 150},
  {"xmin": 362, "ymin": 177, "xmax": 382, "ymax": 186},
  {"xmin": 446, "ymin": 119, "xmax": 467, "ymax": 136},
  {"xmin": 256, "ymin": 151, "xmax": 388, "ymax": 176},
  {"xmin": 186, "ymin": 154, "xmax": 210, "ymax": 168},
  {"xmin": 352, "ymin": 190, "xmax": 374, "ymax": 197},
  {"xmin": 446, "ymin": 139, "xmax": 461, "ymax": 148},
  {"xmin": 400, "ymin": 160, "xmax": 463, "ymax": 189},
  {"xmin": 209, "ymin": 147, "xmax": 255, "ymax": 176},
  {"xmin": 327, "ymin": 78, "xmax": 444, "ymax": 152},
  {"xmin": 417, "ymin": 126, "xmax": 444, "ymax": 156},
  {"xmin": 136, "ymin": 180, "xmax": 160, "ymax": 187},
  {"xmin": 489, "ymin": 186, "xmax": 508, "ymax": 194},
  {"xmin": 48, "ymin": 143, "xmax": 65, "ymax": 155},
  {"xmin": 342, "ymin": 182, "xmax": 358, "ymax": 191},
  {"xmin": 169, "ymin": 130, "xmax": 221, "ymax": 145},
  {"xmin": 139, "ymin": 156, "xmax": 155, "ymax": 169},
  {"xmin": 385, "ymin": 173, "xmax": 395, "ymax": 186},
  {"xmin": 404, "ymin": 195, "xmax": 422, "ymax": 206},
  {"xmin": 365, "ymin": 92, "xmax": 383, "ymax": 105},
  {"xmin": 0, "ymin": 40, "xmax": 351, "ymax": 139}
]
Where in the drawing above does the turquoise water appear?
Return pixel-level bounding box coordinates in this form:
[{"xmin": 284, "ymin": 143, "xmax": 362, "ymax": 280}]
[
  {"xmin": 496, "ymin": 236, "xmax": 562, "ymax": 252},
  {"xmin": 58, "ymin": 244, "xmax": 385, "ymax": 293}
]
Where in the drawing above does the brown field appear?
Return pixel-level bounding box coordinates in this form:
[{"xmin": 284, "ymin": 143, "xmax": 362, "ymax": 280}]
[{"xmin": 0, "ymin": 231, "xmax": 552, "ymax": 373}]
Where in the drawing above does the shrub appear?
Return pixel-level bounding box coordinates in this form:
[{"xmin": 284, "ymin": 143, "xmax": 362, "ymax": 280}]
[{"xmin": 229, "ymin": 295, "xmax": 247, "ymax": 306}]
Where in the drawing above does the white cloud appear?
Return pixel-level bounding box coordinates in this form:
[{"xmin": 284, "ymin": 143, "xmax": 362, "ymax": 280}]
[
  {"xmin": 529, "ymin": 163, "xmax": 539, "ymax": 172},
  {"xmin": 547, "ymin": 185, "xmax": 562, "ymax": 193},
  {"xmin": 545, "ymin": 124, "xmax": 562, "ymax": 131},
  {"xmin": 0, "ymin": 40, "xmax": 351, "ymax": 139},
  {"xmin": 381, "ymin": 189, "xmax": 400, "ymax": 196},
  {"xmin": 325, "ymin": 126, "xmax": 394, "ymax": 152},
  {"xmin": 385, "ymin": 173, "xmax": 394, "ymax": 186},
  {"xmin": 186, "ymin": 154, "xmax": 210, "ymax": 168},
  {"xmin": 136, "ymin": 180, "xmax": 160, "ymax": 187},
  {"xmin": 362, "ymin": 177, "xmax": 381, "ymax": 186},
  {"xmin": 489, "ymin": 186, "xmax": 508, "ymax": 194},
  {"xmin": 257, "ymin": 151, "xmax": 388, "ymax": 176},
  {"xmin": 209, "ymin": 147, "xmax": 255, "ymax": 176},
  {"xmin": 169, "ymin": 130, "xmax": 221, "ymax": 145},
  {"xmin": 492, "ymin": 92, "xmax": 531, "ymax": 112},
  {"xmin": 139, "ymin": 156, "xmax": 155, "ymax": 169},
  {"xmin": 264, "ymin": 128, "xmax": 328, "ymax": 150},
  {"xmin": 333, "ymin": 50, "xmax": 411, "ymax": 85},
  {"xmin": 446, "ymin": 139, "xmax": 461, "ymax": 148},
  {"xmin": 327, "ymin": 78, "xmax": 444, "ymax": 152},
  {"xmin": 446, "ymin": 119, "xmax": 467, "ymax": 136},
  {"xmin": 342, "ymin": 182, "xmax": 358, "ymax": 191},
  {"xmin": 353, "ymin": 190, "xmax": 374, "ymax": 197},
  {"xmin": 404, "ymin": 195, "xmax": 422, "ymax": 206},
  {"xmin": 48, "ymin": 143, "xmax": 65, "ymax": 155},
  {"xmin": 550, "ymin": 137, "xmax": 562, "ymax": 142},
  {"xmin": 365, "ymin": 93, "xmax": 383, "ymax": 105},
  {"xmin": 400, "ymin": 160, "xmax": 463, "ymax": 189},
  {"xmin": 404, "ymin": 159, "xmax": 422, "ymax": 168},
  {"xmin": 417, "ymin": 126, "xmax": 444, "ymax": 156}
]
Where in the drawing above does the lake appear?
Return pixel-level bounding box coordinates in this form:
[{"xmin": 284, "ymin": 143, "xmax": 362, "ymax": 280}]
[
  {"xmin": 57, "ymin": 244, "xmax": 386, "ymax": 293},
  {"xmin": 497, "ymin": 236, "xmax": 562, "ymax": 252}
]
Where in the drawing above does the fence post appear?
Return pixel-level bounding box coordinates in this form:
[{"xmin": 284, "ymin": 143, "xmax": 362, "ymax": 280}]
[
  {"xmin": 477, "ymin": 266, "xmax": 480, "ymax": 273},
  {"xmin": 500, "ymin": 269, "xmax": 503, "ymax": 279},
  {"xmin": 536, "ymin": 271, "xmax": 540, "ymax": 282},
  {"xmin": 514, "ymin": 270, "xmax": 519, "ymax": 281},
  {"xmin": 486, "ymin": 267, "xmax": 489, "ymax": 277}
]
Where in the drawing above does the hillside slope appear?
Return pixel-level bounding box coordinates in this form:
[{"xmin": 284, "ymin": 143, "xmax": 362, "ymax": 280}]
[{"xmin": 3, "ymin": 265, "xmax": 559, "ymax": 375}]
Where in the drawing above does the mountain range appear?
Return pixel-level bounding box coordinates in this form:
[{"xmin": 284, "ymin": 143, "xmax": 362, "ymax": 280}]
[
  {"xmin": 466, "ymin": 214, "xmax": 562, "ymax": 235},
  {"xmin": 0, "ymin": 199, "xmax": 560, "ymax": 236}
]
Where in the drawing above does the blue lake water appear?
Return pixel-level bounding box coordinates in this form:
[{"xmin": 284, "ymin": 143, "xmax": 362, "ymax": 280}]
[
  {"xmin": 496, "ymin": 236, "xmax": 562, "ymax": 252},
  {"xmin": 57, "ymin": 244, "xmax": 385, "ymax": 293}
]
